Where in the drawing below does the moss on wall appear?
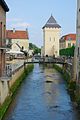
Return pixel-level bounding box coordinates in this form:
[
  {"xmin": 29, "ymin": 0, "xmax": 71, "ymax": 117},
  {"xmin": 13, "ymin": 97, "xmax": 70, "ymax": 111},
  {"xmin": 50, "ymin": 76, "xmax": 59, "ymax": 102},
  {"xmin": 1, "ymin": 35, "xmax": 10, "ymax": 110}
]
[
  {"xmin": 53, "ymin": 64, "xmax": 76, "ymax": 99},
  {"xmin": 0, "ymin": 64, "xmax": 34, "ymax": 120},
  {"xmin": 53, "ymin": 64, "xmax": 70, "ymax": 84}
]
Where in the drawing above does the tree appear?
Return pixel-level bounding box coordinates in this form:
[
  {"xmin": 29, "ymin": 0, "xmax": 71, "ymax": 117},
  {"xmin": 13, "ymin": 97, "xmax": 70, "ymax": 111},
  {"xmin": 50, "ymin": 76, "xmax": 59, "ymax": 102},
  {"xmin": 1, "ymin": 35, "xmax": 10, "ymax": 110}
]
[
  {"xmin": 29, "ymin": 43, "xmax": 41, "ymax": 54},
  {"xmin": 59, "ymin": 46, "xmax": 75, "ymax": 57}
]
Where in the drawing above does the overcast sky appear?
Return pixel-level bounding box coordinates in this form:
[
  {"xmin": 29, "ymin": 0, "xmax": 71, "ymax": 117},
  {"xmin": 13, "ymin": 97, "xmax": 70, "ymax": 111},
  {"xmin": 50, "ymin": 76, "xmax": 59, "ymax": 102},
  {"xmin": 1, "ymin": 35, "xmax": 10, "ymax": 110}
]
[{"xmin": 5, "ymin": 0, "xmax": 77, "ymax": 48}]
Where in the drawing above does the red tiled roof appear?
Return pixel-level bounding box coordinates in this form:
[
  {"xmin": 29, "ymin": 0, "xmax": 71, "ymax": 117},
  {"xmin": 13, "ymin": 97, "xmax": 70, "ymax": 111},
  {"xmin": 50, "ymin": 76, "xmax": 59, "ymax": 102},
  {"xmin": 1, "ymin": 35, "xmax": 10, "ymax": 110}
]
[
  {"xmin": 64, "ymin": 34, "xmax": 76, "ymax": 40},
  {"xmin": 6, "ymin": 30, "xmax": 29, "ymax": 39}
]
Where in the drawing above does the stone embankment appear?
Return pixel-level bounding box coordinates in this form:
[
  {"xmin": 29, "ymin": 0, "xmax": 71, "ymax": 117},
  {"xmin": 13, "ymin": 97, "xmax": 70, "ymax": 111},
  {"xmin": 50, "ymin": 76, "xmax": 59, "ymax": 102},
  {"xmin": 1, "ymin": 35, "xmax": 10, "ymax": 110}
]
[{"xmin": 0, "ymin": 64, "xmax": 34, "ymax": 120}]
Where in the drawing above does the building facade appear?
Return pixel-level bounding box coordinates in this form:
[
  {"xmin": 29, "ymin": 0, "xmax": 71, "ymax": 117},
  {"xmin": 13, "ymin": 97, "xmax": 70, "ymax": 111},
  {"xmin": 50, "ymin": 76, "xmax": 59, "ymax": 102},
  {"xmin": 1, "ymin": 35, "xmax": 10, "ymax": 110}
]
[
  {"xmin": 0, "ymin": 0, "xmax": 10, "ymax": 105},
  {"xmin": 0, "ymin": 0, "xmax": 9, "ymax": 77},
  {"xmin": 59, "ymin": 34, "xmax": 76, "ymax": 50},
  {"xmin": 42, "ymin": 15, "xmax": 61, "ymax": 57},
  {"xmin": 6, "ymin": 29, "xmax": 29, "ymax": 58}
]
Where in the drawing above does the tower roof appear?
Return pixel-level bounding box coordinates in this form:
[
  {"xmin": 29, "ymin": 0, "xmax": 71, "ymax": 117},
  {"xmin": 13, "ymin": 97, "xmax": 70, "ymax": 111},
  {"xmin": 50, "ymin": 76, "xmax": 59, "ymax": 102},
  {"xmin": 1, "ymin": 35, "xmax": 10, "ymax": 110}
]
[{"xmin": 42, "ymin": 15, "xmax": 61, "ymax": 29}]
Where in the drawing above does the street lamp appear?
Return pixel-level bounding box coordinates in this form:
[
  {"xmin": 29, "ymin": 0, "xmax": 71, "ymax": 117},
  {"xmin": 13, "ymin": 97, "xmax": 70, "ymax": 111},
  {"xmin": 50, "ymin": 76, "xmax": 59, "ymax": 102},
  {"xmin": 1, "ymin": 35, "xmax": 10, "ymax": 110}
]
[{"xmin": 74, "ymin": 0, "xmax": 80, "ymax": 83}]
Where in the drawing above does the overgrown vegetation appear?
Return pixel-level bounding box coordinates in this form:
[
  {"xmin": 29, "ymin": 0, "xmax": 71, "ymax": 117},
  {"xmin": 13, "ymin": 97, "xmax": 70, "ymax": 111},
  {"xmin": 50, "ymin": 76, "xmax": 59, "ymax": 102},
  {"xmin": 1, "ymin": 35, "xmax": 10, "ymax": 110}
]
[
  {"xmin": 53, "ymin": 64, "xmax": 76, "ymax": 100},
  {"xmin": 29, "ymin": 43, "xmax": 41, "ymax": 54},
  {"xmin": 53, "ymin": 64, "xmax": 70, "ymax": 84},
  {"xmin": 59, "ymin": 46, "xmax": 75, "ymax": 57},
  {"xmin": 0, "ymin": 64, "xmax": 34, "ymax": 120}
]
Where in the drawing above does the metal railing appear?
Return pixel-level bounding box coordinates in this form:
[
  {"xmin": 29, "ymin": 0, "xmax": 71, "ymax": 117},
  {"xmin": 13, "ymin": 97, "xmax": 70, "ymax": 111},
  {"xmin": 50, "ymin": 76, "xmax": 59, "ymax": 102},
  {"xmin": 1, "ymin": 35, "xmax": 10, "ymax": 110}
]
[{"xmin": 0, "ymin": 64, "xmax": 12, "ymax": 81}]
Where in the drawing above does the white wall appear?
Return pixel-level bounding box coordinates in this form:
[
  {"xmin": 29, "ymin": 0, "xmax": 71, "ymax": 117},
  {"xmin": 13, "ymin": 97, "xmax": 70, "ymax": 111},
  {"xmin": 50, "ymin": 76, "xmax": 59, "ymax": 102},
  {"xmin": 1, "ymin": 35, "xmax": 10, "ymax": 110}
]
[
  {"xmin": 43, "ymin": 27, "xmax": 61, "ymax": 57},
  {"xmin": 12, "ymin": 39, "xmax": 29, "ymax": 51},
  {"xmin": 0, "ymin": 81, "xmax": 9, "ymax": 104}
]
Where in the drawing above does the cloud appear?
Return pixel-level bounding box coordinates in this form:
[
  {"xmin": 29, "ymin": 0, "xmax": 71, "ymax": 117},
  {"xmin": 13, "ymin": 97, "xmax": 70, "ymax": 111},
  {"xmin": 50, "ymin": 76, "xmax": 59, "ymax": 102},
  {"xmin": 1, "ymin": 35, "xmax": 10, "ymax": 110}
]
[
  {"xmin": 12, "ymin": 22, "xmax": 31, "ymax": 28},
  {"xmin": 7, "ymin": 18, "xmax": 22, "ymax": 22},
  {"xmin": 6, "ymin": 18, "xmax": 31, "ymax": 29}
]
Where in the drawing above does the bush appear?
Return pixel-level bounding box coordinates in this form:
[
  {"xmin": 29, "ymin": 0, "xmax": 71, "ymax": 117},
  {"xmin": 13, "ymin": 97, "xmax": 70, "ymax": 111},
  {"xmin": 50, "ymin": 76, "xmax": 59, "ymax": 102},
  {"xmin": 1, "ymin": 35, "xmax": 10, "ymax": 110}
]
[{"xmin": 59, "ymin": 46, "xmax": 75, "ymax": 57}]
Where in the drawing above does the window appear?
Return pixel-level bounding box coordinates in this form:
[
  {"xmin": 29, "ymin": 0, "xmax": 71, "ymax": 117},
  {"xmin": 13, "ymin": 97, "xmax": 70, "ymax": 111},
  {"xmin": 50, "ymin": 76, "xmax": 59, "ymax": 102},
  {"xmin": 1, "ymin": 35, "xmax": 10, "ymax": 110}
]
[
  {"xmin": 49, "ymin": 37, "xmax": 51, "ymax": 41},
  {"xmin": 68, "ymin": 37, "xmax": 72, "ymax": 41},
  {"xmin": 68, "ymin": 43, "xmax": 71, "ymax": 47},
  {"xmin": 0, "ymin": 22, "xmax": 2, "ymax": 46}
]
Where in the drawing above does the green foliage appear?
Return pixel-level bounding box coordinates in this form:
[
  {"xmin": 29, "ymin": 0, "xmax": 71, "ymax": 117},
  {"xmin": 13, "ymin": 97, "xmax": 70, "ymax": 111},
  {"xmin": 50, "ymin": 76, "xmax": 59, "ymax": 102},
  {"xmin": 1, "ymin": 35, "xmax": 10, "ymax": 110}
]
[
  {"xmin": 76, "ymin": 95, "xmax": 80, "ymax": 107},
  {"xmin": 0, "ymin": 96, "xmax": 11, "ymax": 120},
  {"xmin": 68, "ymin": 81, "xmax": 76, "ymax": 90},
  {"xmin": 29, "ymin": 43, "xmax": 41, "ymax": 54},
  {"xmin": 59, "ymin": 46, "xmax": 75, "ymax": 57},
  {"xmin": 53, "ymin": 64, "xmax": 63, "ymax": 74},
  {"xmin": 53, "ymin": 64, "xmax": 77, "ymax": 102},
  {"xmin": 53, "ymin": 64, "xmax": 70, "ymax": 84}
]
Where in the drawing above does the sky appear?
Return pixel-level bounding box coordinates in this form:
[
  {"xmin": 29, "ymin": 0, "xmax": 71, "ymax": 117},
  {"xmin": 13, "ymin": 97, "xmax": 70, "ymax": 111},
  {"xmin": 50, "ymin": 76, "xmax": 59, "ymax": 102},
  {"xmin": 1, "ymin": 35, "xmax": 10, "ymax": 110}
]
[{"xmin": 5, "ymin": 0, "xmax": 77, "ymax": 48}]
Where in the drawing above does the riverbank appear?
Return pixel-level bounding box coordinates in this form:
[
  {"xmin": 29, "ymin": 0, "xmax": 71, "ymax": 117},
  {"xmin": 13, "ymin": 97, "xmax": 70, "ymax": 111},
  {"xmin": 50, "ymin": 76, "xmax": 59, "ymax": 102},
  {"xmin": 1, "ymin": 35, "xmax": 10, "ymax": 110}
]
[
  {"xmin": 53, "ymin": 64, "xmax": 76, "ymax": 101},
  {"xmin": 0, "ymin": 64, "xmax": 34, "ymax": 120}
]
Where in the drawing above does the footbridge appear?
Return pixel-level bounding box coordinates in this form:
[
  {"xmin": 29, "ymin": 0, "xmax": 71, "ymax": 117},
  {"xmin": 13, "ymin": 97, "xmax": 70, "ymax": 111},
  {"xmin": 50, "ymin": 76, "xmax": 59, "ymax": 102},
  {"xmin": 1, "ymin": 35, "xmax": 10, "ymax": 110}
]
[{"xmin": 24, "ymin": 57, "xmax": 67, "ymax": 65}]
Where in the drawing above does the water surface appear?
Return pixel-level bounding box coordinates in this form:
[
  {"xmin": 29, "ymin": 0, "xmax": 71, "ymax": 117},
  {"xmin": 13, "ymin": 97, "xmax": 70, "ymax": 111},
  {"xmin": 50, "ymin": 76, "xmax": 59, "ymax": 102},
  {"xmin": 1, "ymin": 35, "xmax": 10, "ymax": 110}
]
[{"xmin": 3, "ymin": 64, "xmax": 80, "ymax": 120}]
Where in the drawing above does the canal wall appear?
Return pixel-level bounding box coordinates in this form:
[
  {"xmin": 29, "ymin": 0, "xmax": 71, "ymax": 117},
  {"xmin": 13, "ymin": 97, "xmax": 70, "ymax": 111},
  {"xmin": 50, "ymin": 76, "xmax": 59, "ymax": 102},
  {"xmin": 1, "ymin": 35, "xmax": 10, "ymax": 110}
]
[
  {"xmin": 0, "ymin": 65, "xmax": 25, "ymax": 105},
  {"xmin": 0, "ymin": 81, "xmax": 9, "ymax": 105},
  {"xmin": 0, "ymin": 64, "xmax": 34, "ymax": 120},
  {"xmin": 9, "ymin": 65, "xmax": 26, "ymax": 87},
  {"xmin": 53, "ymin": 64, "xmax": 77, "ymax": 104},
  {"xmin": 53, "ymin": 64, "xmax": 76, "ymax": 99}
]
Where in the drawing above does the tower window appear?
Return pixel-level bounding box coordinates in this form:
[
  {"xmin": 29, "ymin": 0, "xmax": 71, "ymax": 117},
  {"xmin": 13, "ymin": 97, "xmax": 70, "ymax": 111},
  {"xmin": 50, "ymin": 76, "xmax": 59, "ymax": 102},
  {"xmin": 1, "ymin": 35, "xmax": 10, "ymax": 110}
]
[{"xmin": 50, "ymin": 37, "xmax": 51, "ymax": 41}]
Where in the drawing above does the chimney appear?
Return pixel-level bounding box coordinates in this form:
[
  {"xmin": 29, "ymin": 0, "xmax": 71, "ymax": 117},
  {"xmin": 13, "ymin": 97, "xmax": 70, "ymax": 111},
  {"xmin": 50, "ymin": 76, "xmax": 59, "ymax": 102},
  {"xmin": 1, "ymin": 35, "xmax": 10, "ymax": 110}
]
[
  {"xmin": 26, "ymin": 28, "xmax": 29, "ymax": 39},
  {"xmin": 13, "ymin": 28, "xmax": 15, "ymax": 33}
]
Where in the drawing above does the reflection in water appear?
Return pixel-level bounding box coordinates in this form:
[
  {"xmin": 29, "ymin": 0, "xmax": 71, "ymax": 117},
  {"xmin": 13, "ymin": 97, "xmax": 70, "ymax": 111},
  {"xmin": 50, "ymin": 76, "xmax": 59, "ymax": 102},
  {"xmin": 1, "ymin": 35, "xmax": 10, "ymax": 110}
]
[{"xmin": 3, "ymin": 64, "xmax": 80, "ymax": 120}]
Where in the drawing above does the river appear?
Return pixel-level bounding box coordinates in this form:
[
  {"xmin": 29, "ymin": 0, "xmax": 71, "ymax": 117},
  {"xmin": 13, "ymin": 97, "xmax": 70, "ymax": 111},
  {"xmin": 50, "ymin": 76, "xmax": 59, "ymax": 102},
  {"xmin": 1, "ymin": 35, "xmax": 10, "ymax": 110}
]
[{"xmin": 3, "ymin": 64, "xmax": 80, "ymax": 120}]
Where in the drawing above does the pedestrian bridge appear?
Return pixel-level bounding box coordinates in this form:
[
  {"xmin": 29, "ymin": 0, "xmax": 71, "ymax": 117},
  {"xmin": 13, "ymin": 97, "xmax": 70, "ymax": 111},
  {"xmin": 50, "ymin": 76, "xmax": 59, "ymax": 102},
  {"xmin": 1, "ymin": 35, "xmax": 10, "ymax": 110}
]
[{"xmin": 25, "ymin": 57, "xmax": 66, "ymax": 65}]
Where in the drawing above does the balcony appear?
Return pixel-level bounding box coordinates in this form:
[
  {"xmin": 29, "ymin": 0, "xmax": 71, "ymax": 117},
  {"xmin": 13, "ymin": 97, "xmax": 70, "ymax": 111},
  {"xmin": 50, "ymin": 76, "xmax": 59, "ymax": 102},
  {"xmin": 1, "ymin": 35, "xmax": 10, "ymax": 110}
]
[{"xmin": 0, "ymin": 64, "xmax": 12, "ymax": 81}]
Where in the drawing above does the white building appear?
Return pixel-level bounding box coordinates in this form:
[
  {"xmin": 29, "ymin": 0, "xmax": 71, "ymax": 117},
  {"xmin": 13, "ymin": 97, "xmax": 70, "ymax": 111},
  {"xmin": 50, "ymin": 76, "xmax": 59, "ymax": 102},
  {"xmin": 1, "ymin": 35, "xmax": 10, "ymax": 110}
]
[
  {"xmin": 6, "ymin": 29, "xmax": 29, "ymax": 58},
  {"xmin": 42, "ymin": 15, "xmax": 61, "ymax": 57},
  {"xmin": 59, "ymin": 34, "xmax": 76, "ymax": 50}
]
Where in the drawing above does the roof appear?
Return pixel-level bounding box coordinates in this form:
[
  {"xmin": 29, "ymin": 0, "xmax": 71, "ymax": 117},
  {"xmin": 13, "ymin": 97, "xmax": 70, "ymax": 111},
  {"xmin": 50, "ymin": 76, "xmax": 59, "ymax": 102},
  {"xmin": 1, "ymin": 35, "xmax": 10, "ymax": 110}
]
[
  {"xmin": 0, "ymin": 0, "xmax": 9, "ymax": 12},
  {"xmin": 60, "ymin": 34, "xmax": 76, "ymax": 42},
  {"xmin": 42, "ymin": 15, "xmax": 61, "ymax": 29},
  {"xmin": 6, "ymin": 30, "xmax": 29, "ymax": 39},
  {"xmin": 64, "ymin": 34, "xmax": 76, "ymax": 40}
]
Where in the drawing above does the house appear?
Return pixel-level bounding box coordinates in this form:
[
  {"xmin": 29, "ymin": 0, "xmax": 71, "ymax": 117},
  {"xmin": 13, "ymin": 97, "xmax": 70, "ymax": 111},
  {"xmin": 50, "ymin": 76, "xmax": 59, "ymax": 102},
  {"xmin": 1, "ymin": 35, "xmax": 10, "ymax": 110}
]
[
  {"xmin": 42, "ymin": 15, "xmax": 61, "ymax": 57},
  {"xmin": 6, "ymin": 29, "xmax": 29, "ymax": 58},
  {"xmin": 0, "ymin": 0, "xmax": 9, "ymax": 77},
  {"xmin": 59, "ymin": 34, "xmax": 76, "ymax": 50},
  {"xmin": 0, "ymin": 0, "xmax": 10, "ymax": 104}
]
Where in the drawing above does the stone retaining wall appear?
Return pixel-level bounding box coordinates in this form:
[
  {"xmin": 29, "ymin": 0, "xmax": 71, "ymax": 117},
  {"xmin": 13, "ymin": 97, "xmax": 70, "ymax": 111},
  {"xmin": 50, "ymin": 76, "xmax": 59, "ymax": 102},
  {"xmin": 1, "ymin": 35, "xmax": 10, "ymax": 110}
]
[{"xmin": 0, "ymin": 64, "xmax": 26, "ymax": 105}]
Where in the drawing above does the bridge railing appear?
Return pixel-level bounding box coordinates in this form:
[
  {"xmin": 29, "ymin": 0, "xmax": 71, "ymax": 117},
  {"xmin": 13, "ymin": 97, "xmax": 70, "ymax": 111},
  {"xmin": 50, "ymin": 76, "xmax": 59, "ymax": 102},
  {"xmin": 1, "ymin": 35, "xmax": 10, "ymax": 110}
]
[{"xmin": 42, "ymin": 57, "xmax": 65, "ymax": 63}]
